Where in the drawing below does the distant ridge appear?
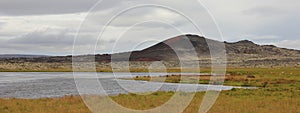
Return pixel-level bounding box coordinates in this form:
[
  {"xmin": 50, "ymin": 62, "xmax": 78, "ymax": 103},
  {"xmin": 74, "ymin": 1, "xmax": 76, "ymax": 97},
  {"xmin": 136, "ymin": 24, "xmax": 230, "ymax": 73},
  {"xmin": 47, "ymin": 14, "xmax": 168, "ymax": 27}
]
[{"xmin": 0, "ymin": 54, "xmax": 48, "ymax": 58}]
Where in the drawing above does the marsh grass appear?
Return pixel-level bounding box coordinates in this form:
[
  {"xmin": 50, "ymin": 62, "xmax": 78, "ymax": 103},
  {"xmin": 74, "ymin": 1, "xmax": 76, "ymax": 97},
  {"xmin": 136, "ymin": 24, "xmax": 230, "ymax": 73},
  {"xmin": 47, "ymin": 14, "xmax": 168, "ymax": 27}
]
[
  {"xmin": 0, "ymin": 96, "xmax": 89, "ymax": 113},
  {"xmin": 131, "ymin": 67, "xmax": 300, "ymax": 87},
  {"xmin": 1, "ymin": 88, "xmax": 298, "ymax": 113}
]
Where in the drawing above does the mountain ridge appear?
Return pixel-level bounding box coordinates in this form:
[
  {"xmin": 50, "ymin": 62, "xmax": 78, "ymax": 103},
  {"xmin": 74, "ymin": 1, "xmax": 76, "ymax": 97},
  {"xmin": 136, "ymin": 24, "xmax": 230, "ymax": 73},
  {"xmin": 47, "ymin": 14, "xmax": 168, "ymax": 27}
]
[{"xmin": 100, "ymin": 34, "xmax": 300, "ymax": 62}]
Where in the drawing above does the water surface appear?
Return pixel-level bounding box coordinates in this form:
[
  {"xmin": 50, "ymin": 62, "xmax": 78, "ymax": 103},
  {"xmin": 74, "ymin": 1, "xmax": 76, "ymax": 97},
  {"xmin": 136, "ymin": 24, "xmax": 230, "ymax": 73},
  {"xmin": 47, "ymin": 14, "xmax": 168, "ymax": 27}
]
[{"xmin": 0, "ymin": 72, "xmax": 240, "ymax": 99}]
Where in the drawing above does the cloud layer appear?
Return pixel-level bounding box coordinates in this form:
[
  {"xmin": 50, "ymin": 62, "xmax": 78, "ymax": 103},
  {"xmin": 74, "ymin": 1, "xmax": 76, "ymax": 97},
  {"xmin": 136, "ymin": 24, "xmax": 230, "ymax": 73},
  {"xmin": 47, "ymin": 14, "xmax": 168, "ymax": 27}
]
[{"xmin": 0, "ymin": 0, "xmax": 299, "ymax": 55}]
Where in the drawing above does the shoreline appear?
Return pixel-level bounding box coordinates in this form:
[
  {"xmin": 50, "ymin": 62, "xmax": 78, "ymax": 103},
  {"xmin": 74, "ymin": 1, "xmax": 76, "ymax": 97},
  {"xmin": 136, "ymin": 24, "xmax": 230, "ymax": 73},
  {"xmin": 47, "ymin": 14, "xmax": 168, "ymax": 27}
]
[{"xmin": 0, "ymin": 66, "xmax": 299, "ymax": 73}]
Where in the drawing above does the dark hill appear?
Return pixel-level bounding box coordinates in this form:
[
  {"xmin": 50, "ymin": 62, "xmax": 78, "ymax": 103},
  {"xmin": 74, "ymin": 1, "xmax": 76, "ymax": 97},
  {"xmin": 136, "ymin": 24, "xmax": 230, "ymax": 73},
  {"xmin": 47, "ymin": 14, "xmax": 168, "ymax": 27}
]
[{"xmin": 102, "ymin": 34, "xmax": 300, "ymax": 62}]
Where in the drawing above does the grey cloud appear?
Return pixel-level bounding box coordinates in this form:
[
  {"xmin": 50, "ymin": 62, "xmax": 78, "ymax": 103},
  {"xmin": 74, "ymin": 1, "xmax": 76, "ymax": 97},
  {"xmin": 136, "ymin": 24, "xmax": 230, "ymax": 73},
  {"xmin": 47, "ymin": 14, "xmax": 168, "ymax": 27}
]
[
  {"xmin": 1, "ymin": 0, "xmax": 300, "ymax": 55},
  {"xmin": 0, "ymin": 29, "xmax": 117, "ymax": 55},
  {"xmin": 7, "ymin": 30, "xmax": 101, "ymax": 46},
  {"xmin": 275, "ymin": 40, "xmax": 300, "ymax": 50},
  {"xmin": 250, "ymin": 16, "xmax": 300, "ymax": 41},
  {"xmin": 1, "ymin": 0, "xmax": 188, "ymax": 16},
  {"xmin": 0, "ymin": 22, "xmax": 5, "ymax": 25},
  {"xmin": 242, "ymin": 6, "xmax": 286, "ymax": 17},
  {"xmin": 0, "ymin": 22, "xmax": 6, "ymax": 30},
  {"xmin": 89, "ymin": 7, "xmax": 185, "ymax": 28},
  {"xmin": 86, "ymin": 0, "xmax": 210, "ymax": 28},
  {"xmin": 0, "ymin": 0, "xmax": 123, "ymax": 16},
  {"xmin": 8, "ymin": 31, "xmax": 74, "ymax": 46}
]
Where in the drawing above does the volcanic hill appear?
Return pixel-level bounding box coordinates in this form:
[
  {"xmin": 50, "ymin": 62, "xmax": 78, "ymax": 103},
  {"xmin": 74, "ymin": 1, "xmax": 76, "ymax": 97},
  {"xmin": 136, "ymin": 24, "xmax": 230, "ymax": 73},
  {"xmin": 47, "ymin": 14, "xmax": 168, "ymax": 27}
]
[{"xmin": 1, "ymin": 34, "xmax": 300, "ymax": 71}]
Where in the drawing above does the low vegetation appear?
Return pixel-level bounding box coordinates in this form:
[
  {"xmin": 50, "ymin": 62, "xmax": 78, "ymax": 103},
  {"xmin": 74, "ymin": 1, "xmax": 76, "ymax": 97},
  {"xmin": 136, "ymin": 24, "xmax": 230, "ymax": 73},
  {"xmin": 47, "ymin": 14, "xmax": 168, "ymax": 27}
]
[{"xmin": 132, "ymin": 67, "xmax": 300, "ymax": 87}]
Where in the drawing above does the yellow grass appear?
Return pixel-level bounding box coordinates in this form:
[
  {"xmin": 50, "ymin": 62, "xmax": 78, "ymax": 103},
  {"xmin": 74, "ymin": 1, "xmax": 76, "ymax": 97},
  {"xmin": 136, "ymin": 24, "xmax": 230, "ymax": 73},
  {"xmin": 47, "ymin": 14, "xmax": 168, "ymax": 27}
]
[{"xmin": 1, "ymin": 88, "xmax": 299, "ymax": 113}]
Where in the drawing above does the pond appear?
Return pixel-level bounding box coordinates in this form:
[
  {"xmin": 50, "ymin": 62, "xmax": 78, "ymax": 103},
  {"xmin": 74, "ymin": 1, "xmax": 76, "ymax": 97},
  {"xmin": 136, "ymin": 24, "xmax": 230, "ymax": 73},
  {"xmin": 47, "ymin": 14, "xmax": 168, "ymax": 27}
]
[{"xmin": 0, "ymin": 72, "xmax": 248, "ymax": 99}]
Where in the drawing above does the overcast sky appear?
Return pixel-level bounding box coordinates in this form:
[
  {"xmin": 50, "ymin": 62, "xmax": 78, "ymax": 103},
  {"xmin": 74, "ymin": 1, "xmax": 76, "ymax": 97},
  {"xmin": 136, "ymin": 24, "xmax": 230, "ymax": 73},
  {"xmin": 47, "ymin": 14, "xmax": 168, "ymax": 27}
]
[{"xmin": 0, "ymin": 0, "xmax": 299, "ymax": 55}]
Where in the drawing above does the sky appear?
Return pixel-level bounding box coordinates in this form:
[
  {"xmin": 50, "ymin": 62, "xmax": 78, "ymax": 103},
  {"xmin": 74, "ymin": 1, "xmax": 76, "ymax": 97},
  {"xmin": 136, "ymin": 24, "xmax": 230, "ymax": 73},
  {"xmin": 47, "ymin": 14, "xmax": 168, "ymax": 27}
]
[{"xmin": 0, "ymin": 0, "xmax": 299, "ymax": 55}]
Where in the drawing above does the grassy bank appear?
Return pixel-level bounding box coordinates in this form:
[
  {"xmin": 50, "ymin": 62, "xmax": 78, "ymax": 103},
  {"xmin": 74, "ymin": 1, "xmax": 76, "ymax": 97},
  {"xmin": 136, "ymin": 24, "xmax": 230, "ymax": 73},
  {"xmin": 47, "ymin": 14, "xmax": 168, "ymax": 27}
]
[
  {"xmin": 131, "ymin": 67, "xmax": 300, "ymax": 87},
  {"xmin": 0, "ymin": 88, "xmax": 299, "ymax": 113}
]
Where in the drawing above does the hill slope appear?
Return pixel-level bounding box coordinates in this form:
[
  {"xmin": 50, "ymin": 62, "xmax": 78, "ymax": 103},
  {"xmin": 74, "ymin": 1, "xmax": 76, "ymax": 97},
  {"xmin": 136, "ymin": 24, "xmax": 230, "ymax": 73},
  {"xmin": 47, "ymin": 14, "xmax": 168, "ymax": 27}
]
[{"xmin": 105, "ymin": 34, "xmax": 300, "ymax": 62}]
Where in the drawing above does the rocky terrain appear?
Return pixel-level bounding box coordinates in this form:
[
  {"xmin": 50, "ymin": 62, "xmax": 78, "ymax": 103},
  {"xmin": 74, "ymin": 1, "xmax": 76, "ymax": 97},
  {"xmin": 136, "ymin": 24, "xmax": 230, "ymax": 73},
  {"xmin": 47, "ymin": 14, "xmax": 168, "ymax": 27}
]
[{"xmin": 1, "ymin": 34, "xmax": 300, "ymax": 71}]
